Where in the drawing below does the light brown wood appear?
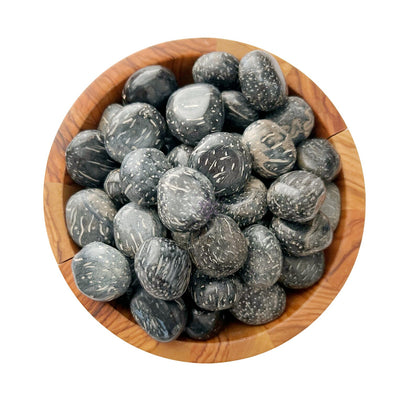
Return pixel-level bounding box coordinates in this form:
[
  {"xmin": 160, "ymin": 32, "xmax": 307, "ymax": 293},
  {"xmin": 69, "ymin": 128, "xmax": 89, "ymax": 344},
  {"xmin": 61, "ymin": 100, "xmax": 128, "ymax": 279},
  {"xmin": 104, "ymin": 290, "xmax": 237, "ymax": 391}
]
[{"xmin": 44, "ymin": 38, "xmax": 365, "ymax": 362}]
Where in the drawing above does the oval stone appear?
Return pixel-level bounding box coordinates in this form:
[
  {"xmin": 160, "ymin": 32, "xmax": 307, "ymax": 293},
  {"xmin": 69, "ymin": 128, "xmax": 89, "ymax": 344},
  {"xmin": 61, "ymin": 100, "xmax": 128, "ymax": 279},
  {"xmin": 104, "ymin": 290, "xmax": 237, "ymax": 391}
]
[
  {"xmin": 185, "ymin": 305, "xmax": 224, "ymax": 341},
  {"xmin": 97, "ymin": 103, "xmax": 122, "ymax": 135},
  {"xmin": 103, "ymin": 168, "xmax": 130, "ymax": 208},
  {"xmin": 167, "ymin": 144, "xmax": 193, "ymax": 167},
  {"xmin": 320, "ymin": 182, "xmax": 341, "ymax": 230}
]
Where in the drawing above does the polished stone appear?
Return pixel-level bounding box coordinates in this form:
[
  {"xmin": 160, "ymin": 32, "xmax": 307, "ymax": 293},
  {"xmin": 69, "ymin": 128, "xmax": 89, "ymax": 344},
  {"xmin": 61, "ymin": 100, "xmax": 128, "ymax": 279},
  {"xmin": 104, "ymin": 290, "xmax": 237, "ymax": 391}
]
[
  {"xmin": 320, "ymin": 181, "xmax": 341, "ymax": 230},
  {"xmin": 103, "ymin": 168, "xmax": 130, "ymax": 208},
  {"xmin": 185, "ymin": 304, "xmax": 224, "ymax": 341},
  {"xmin": 167, "ymin": 144, "xmax": 193, "ymax": 167},
  {"xmin": 97, "ymin": 103, "xmax": 122, "ymax": 135}
]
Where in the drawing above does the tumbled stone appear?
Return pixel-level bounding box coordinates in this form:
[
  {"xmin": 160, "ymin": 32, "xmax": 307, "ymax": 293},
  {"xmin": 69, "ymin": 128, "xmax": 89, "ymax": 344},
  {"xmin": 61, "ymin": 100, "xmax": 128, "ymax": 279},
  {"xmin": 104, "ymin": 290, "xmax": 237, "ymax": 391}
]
[
  {"xmin": 230, "ymin": 282, "xmax": 286, "ymax": 325},
  {"xmin": 266, "ymin": 96, "xmax": 314, "ymax": 145},
  {"xmin": 239, "ymin": 50, "xmax": 287, "ymax": 112},
  {"xmin": 103, "ymin": 168, "xmax": 130, "ymax": 208},
  {"xmin": 165, "ymin": 83, "xmax": 224, "ymax": 146},
  {"xmin": 65, "ymin": 129, "xmax": 119, "ymax": 187},
  {"xmin": 240, "ymin": 224, "xmax": 283, "ymax": 288},
  {"xmin": 65, "ymin": 189, "xmax": 117, "ymax": 247},
  {"xmin": 167, "ymin": 144, "xmax": 193, "ymax": 167},
  {"xmin": 320, "ymin": 182, "xmax": 341, "ymax": 230},
  {"xmin": 242, "ymin": 119, "xmax": 296, "ymax": 179},
  {"xmin": 72, "ymin": 242, "xmax": 131, "ymax": 301},
  {"xmin": 157, "ymin": 166, "xmax": 215, "ymax": 232},
  {"xmin": 270, "ymin": 212, "xmax": 333, "ymax": 256},
  {"xmin": 113, "ymin": 202, "xmax": 166, "ymax": 258},
  {"xmin": 280, "ymin": 252, "xmax": 325, "ymax": 289},
  {"xmin": 267, "ymin": 170, "xmax": 326, "ymax": 223},
  {"xmin": 120, "ymin": 148, "xmax": 171, "ymax": 205},
  {"xmin": 297, "ymin": 138, "xmax": 341, "ymax": 181},
  {"xmin": 104, "ymin": 103, "xmax": 166, "ymax": 162},
  {"xmin": 185, "ymin": 304, "xmax": 224, "ymax": 340},
  {"xmin": 97, "ymin": 103, "xmax": 122, "ymax": 135},
  {"xmin": 189, "ymin": 214, "xmax": 248, "ymax": 278},
  {"xmin": 134, "ymin": 237, "xmax": 191, "ymax": 300},
  {"xmin": 130, "ymin": 288, "xmax": 187, "ymax": 342},
  {"xmin": 189, "ymin": 132, "xmax": 252, "ymax": 196}
]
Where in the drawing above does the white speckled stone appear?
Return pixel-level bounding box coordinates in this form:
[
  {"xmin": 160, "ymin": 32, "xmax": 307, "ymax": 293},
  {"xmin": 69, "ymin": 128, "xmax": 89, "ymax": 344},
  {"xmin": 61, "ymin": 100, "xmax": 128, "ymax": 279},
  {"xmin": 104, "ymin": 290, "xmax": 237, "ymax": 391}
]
[
  {"xmin": 103, "ymin": 168, "xmax": 130, "ymax": 208},
  {"xmin": 320, "ymin": 182, "xmax": 341, "ymax": 230},
  {"xmin": 97, "ymin": 103, "xmax": 123, "ymax": 135},
  {"xmin": 167, "ymin": 144, "xmax": 193, "ymax": 167}
]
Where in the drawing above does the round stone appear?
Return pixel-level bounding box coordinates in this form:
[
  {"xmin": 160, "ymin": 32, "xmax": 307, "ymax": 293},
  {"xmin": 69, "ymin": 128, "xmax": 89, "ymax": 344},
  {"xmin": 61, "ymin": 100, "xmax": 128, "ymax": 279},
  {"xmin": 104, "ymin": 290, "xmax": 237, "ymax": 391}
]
[
  {"xmin": 242, "ymin": 119, "xmax": 296, "ymax": 179},
  {"xmin": 221, "ymin": 90, "xmax": 260, "ymax": 132},
  {"xmin": 104, "ymin": 102, "xmax": 166, "ymax": 163},
  {"xmin": 65, "ymin": 129, "xmax": 119, "ymax": 188},
  {"xmin": 134, "ymin": 237, "xmax": 191, "ymax": 300},
  {"xmin": 103, "ymin": 168, "xmax": 130, "ymax": 208},
  {"xmin": 239, "ymin": 50, "xmax": 287, "ymax": 112},
  {"xmin": 280, "ymin": 251, "xmax": 325, "ymax": 289},
  {"xmin": 130, "ymin": 288, "xmax": 187, "ymax": 342},
  {"xmin": 270, "ymin": 212, "xmax": 333, "ymax": 256},
  {"xmin": 267, "ymin": 170, "xmax": 326, "ymax": 223},
  {"xmin": 97, "ymin": 103, "xmax": 122, "ymax": 135},
  {"xmin": 165, "ymin": 83, "xmax": 224, "ymax": 146},
  {"xmin": 65, "ymin": 189, "xmax": 117, "ymax": 247},
  {"xmin": 189, "ymin": 132, "xmax": 252, "ymax": 197},
  {"xmin": 157, "ymin": 166, "xmax": 216, "ymax": 232},
  {"xmin": 192, "ymin": 51, "xmax": 239, "ymax": 90},
  {"xmin": 230, "ymin": 282, "xmax": 286, "ymax": 325},
  {"xmin": 72, "ymin": 242, "xmax": 131, "ymax": 301},
  {"xmin": 189, "ymin": 214, "xmax": 248, "ymax": 278},
  {"xmin": 185, "ymin": 305, "xmax": 224, "ymax": 341},
  {"xmin": 240, "ymin": 224, "xmax": 283, "ymax": 288},
  {"xmin": 120, "ymin": 148, "xmax": 171, "ymax": 205},
  {"xmin": 167, "ymin": 144, "xmax": 193, "ymax": 167},
  {"xmin": 266, "ymin": 96, "xmax": 314, "ymax": 145},
  {"xmin": 122, "ymin": 65, "xmax": 177, "ymax": 109},
  {"xmin": 189, "ymin": 270, "xmax": 242, "ymax": 311},
  {"xmin": 320, "ymin": 182, "xmax": 341, "ymax": 230},
  {"xmin": 113, "ymin": 202, "xmax": 166, "ymax": 258},
  {"xmin": 297, "ymin": 138, "xmax": 341, "ymax": 181},
  {"xmin": 217, "ymin": 176, "xmax": 267, "ymax": 227}
]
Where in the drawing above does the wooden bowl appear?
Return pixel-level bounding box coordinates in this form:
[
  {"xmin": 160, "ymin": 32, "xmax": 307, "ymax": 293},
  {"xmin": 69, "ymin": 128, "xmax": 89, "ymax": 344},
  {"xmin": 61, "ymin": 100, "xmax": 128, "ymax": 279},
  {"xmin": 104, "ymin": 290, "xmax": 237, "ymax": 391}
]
[{"xmin": 43, "ymin": 38, "xmax": 365, "ymax": 363}]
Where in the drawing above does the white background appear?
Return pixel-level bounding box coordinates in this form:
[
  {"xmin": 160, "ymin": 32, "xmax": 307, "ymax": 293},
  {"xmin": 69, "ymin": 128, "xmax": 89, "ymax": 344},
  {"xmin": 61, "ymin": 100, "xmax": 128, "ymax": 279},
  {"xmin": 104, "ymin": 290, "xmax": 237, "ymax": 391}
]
[{"xmin": 1, "ymin": 1, "xmax": 415, "ymax": 415}]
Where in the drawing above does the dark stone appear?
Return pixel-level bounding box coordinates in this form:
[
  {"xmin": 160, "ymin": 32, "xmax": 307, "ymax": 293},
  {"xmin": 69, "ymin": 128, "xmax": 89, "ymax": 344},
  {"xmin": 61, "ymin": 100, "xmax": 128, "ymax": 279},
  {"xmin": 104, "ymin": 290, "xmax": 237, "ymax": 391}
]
[
  {"xmin": 103, "ymin": 168, "xmax": 130, "ymax": 208},
  {"xmin": 171, "ymin": 231, "xmax": 192, "ymax": 250},
  {"xmin": 240, "ymin": 224, "xmax": 283, "ymax": 288},
  {"xmin": 270, "ymin": 212, "xmax": 333, "ymax": 256},
  {"xmin": 189, "ymin": 132, "xmax": 252, "ymax": 196},
  {"xmin": 120, "ymin": 148, "xmax": 171, "ymax": 205},
  {"xmin": 65, "ymin": 189, "xmax": 117, "ymax": 247},
  {"xmin": 65, "ymin": 129, "xmax": 119, "ymax": 187},
  {"xmin": 113, "ymin": 202, "xmax": 166, "ymax": 258},
  {"xmin": 189, "ymin": 214, "xmax": 248, "ymax": 278},
  {"xmin": 166, "ymin": 83, "xmax": 224, "ymax": 146},
  {"xmin": 297, "ymin": 138, "xmax": 341, "ymax": 181},
  {"xmin": 104, "ymin": 103, "xmax": 166, "ymax": 163},
  {"xmin": 72, "ymin": 242, "xmax": 131, "ymax": 301},
  {"xmin": 167, "ymin": 144, "xmax": 193, "ymax": 167},
  {"xmin": 267, "ymin": 170, "xmax": 326, "ymax": 223},
  {"xmin": 130, "ymin": 288, "xmax": 187, "ymax": 342},
  {"xmin": 134, "ymin": 237, "xmax": 191, "ymax": 300},
  {"xmin": 192, "ymin": 52, "xmax": 239, "ymax": 90},
  {"xmin": 230, "ymin": 282, "xmax": 286, "ymax": 325},
  {"xmin": 97, "ymin": 103, "xmax": 122, "ymax": 135},
  {"xmin": 122, "ymin": 65, "xmax": 177, "ymax": 110},
  {"xmin": 239, "ymin": 50, "xmax": 287, "ymax": 112},
  {"xmin": 242, "ymin": 119, "xmax": 296, "ymax": 179},
  {"xmin": 161, "ymin": 135, "xmax": 181, "ymax": 154},
  {"xmin": 320, "ymin": 182, "xmax": 341, "ymax": 230},
  {"xmin": 266, "ymin": 96, "xmax": 314, "ymax": 145},
  {"xmin": 157, "ymin": 166, "xmax": 215, "ymax": 232},
  {"xmin": 185, "ymin": 304, "xmax": 224, "ymax": 341}
]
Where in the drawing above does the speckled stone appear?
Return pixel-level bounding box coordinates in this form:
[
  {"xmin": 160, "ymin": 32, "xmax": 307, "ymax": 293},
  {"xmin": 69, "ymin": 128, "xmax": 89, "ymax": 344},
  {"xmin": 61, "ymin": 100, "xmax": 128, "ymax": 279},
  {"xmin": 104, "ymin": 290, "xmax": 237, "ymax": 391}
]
[
  {"xmin": 270, "ymin": 212, "xmax": 333, "ymax": 256},
  {"xmin": 104, "ymin": 103, "xmax": 166, "ymax": 163},
  {"xmin": 185, "ymin": 304, "xmax": 224, "ymax": 341},
  {"xmin": 65, "ymin": 189, "xmax": 117, "ymax": 247},
  {"xmin": 230, "ymin": 282, "xmax": 286, "ymax": 325},
  {"xmin": 297, "ymin": 138, "xmax": 341, "ymax": 181},
  {"xmin": 122, "ymin": 65, "xmax": 177, "ymax": 109},
  {"xmin": 189, "ymin": 214, "xmax": 248, "ymax": 278},
  {"xmin": 239, "ymin": 50, "xmax": 288, "ymax": 112},
  {"xmin": 280, "ymin": 251, "xmax": 325, "ymax": 289},
  {"xmin": 167, "ymin": 144, "xmax": 193, "ymax": 167},
  {"xmin": 65, "ymin": 129, "xmax": 119, "ymax": 187},
  {"xmin": 266, "ymin": 96, "xmax": 314, "ymax": 145},
  {"xmin": 113, "ymin": 202, "xmax": 166, "ymax": 258},
  {"xmin": 130, "ymin": 288, "xmax": 187, "ymax": 342},
  {"xmin": 242, "ymin": 119, "xmax": 296, "ymax": 179},
  {"xmin": 189, "ymin": 132, "xmax": 252, "ymax": 197},
  {"xmin": 72, "ymin": 242, "xmax": 131, "ymax": 301},
  {"xmin": 192, "ymin": 52, "xmax": 240, "ymax": 90},
  {"xmin": 240, "ymin": 224, "xmax": 283, "ymax": 288},
  {"xmin": 157, "ymin": 166, "xmax": 216, "ymax": 232},
  {"xmin": 97, "ymin": 103, "xmax": 123, "ymax": 135},
  {"xmin": 103, "ymin": 169, "xmax": 130, "ymax": 208},
  {"xmin": 165, "ymin": 83, "xmax": 224, "ymax": 146},
  {"xmin": 217, "ymin": 176, "xmax": 267, "ymax": 227},
  {"xmin": 171, "ymin": 231, "xmax": 192, "ymax": 250},
  {"xmin": 120, "ymin": 148, "xmax": 171, "ymax": 205},
  {"xmin": 267, "ymin": 170, "xmax": 326, "ymax": 223},
  {"xmin": 320, "ymin": 182, "xmax": 341, "ymax": 230},
  {"xmin": 134, "ymin": 237, "xmax": 191, "ymax": 300}
]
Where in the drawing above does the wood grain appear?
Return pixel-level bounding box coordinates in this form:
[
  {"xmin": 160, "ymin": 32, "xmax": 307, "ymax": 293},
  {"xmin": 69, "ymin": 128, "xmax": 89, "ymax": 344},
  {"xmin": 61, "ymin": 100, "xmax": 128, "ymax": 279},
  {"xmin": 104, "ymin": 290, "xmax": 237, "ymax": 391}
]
[{"xmin": 44, "ymin": 38, "xmax": 365, "ymax": 363}]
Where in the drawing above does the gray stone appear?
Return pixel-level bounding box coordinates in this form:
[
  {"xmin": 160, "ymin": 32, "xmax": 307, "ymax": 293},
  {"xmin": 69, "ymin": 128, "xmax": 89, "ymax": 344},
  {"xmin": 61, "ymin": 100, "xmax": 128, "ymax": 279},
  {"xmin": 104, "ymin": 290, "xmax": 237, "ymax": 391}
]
[
  {"xmin": 167, "ymin": 144, "xmax": 193, "ymax": 167},
  {"xmin": 320, "ymin": 182, "xmax": 341, "ymax": 230},
  {"xmin": 185, "ymin": 305, "xmax": 224, "ymax": 341},
  {"xmin": 103, "ymin": 168, "xmax": 130, "ymax": 208},
  {"xmin": 72, "ymin": 242, "xmax": 131, "ymax": 301},
  {"xmin": 97, "ymin": 103, "xmax": 122, "ymax": 135}
]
